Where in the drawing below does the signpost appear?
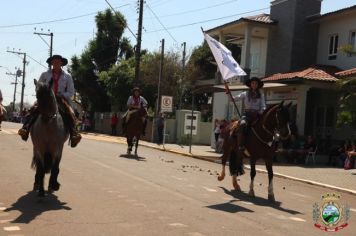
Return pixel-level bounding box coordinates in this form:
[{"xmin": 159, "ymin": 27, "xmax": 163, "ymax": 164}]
[{"xmin": 160, "ymin": 96, "xmax": 173, "ymax": 147}]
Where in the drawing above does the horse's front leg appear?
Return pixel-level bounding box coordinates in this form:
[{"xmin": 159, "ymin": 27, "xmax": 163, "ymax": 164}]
[
  {"xmin": 265, "ymin": 161, "xmax": 275, "ymax": 202},
  {"xmin": 134, "ymin": 138, "xmax": 139, "ymax": 156},
  {"xmin": 217, "ymin": 164, "xmax": 226, "ymax": 181},
  {"xmin": 248, "ymin": 159, "xmax": 256, "ymax": 197},
  {"xmin": 48, "ymin": 158, "xmax": 61, "ymax": 193},
  {"xmin": 34, "ymin": 157, "xmax": 45, "ymax": 197},
  {"xmin": 127, "ymin": 137, "xmax": 132, "ymax": 154}
]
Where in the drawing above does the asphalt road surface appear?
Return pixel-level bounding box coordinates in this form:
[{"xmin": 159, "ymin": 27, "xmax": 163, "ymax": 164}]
[{"xmin": 0, "ymin": 122, "xmax": 355, "ymax": 236}]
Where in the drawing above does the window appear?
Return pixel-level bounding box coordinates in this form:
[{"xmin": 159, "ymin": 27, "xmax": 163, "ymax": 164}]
[{"xmin": 328, "ymin": 34, "xmax": 338, "ymax": 60}]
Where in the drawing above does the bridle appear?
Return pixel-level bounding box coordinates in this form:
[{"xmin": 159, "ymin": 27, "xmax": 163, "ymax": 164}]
[{"xmin": 251, "ymin": 105, "xmax": 290, "ymax": 146}]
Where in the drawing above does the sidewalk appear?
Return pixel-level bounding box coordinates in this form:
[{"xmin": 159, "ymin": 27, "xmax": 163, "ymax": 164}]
[{"xmin": 83, "ymin": 132, "xmax": 356, "ymax": 195}]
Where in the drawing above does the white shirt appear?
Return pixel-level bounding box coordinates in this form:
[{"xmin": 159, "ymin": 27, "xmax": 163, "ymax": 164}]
[
  {"xmin": 38, "ymin": 69, "xmax": 75, "ymax": 102},
  {"xmin": 233, "ymin": 90, "xmax": 266, "ymax": 114},
  {"xmin": 127, "ymin": 95, "xmax": 148, "ymax": 108}
]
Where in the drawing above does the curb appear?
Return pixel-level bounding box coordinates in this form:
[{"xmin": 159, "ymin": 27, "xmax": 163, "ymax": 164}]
[{"xmin": 83, "ymin": 132, "xmax": 356, "ymax": 196}]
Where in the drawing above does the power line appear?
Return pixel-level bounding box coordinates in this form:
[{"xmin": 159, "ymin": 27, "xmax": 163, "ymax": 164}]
[
  {"xmin": 0, "ymin": 4, "xmax": 130, "ymax": 29},
  {"xmin": 147, "ymin": 6, "xmax": 270, "ymax": 33},
  {"xmin": 145, "ymin": 3, "xmax": 178, "ymax": 43},
  {"xmin": 147, "ymin": 0, "xmax": 238, "ymax": 19},
  {"xmin": 103, "ymin": 0, "xmax": 137, "ymax": 39}
]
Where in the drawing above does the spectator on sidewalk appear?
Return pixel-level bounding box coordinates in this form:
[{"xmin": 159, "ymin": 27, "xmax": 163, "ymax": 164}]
[
  {"xmin": 344, "ymin": 140, "xmax": 356, "ymax": 169},
  {"xmin": 299, "ymin": 135, "xmax": 316, "ymax": 164},
  {"xmin": 213, "ymin": 119, "xmax": 221, "ymax": 147},
  {"xmin": 157, "ymin": 113, "xmax": 164, "ymax": 145},
  {"xmin": 287, "ymin": 134, "xmax": 301, "ymax": 164},
  {"xmin": 111, "ymin": 113, "xmax": 118, "ymax": 136}
]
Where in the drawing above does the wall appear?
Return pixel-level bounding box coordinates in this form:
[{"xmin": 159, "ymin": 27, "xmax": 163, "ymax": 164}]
[{"xmin": 316, "ymin": 12, "xmax": 356, "ymax": 70}]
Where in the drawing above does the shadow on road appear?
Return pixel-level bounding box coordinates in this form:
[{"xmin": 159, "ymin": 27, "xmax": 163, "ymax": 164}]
[
  {"xmin": 206, "ymin": 201, "xmax": 254, "ymax": 213},
  {"xmin": 215, "ymin": 187, "xmax": 302, "ymax": 215},
  {"xmin": 5, "ymin": 191, "xmax": 71, "ymax": 224},
  {"xmin": 119, "ymin": 154, "xmax": 146, "ymax": 161}
]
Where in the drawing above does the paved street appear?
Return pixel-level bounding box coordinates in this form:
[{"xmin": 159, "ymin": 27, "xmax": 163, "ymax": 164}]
[{"xmin": 0, "ymin": 122, "xmax": 355, "ymax": 236}]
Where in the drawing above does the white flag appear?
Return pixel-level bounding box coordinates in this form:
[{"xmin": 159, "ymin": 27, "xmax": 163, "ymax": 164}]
[{"xmin": 204, "ymin": 33, "xmax": 246, "ymax": 81}]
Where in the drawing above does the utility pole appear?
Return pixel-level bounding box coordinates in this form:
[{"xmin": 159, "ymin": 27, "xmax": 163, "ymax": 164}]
[
  {"xmin": 134, "ymin": 0, "xmax": 144, "ymax": 85},
  {"xmin": 6, "ymin": 69, "xmax": 21, "ymax": 111},
  {"xmin": 7, "ymin": 50, "xmax": 27, "ymax": 112},
  {"xmin": 34, "ymin": 29, "xmax": 53, "ymax": 68},
  {"xmin": 156, "ymin": 39, "xmax": 165, "ymax": 116},
  {"xmin": 179, "ymin": 42, "xmax": 186, "ymax": 109}
]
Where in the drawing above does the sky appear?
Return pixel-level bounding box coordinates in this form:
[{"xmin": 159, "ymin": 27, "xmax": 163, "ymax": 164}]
[{"xmin": 0, "ymin": 0, "xmax": 355, "ymax": 106}]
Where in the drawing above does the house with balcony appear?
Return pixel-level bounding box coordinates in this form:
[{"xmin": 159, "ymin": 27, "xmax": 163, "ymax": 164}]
[{"xmin": 207, "ymin": 0, "xmax": 356, "ymax": 146}]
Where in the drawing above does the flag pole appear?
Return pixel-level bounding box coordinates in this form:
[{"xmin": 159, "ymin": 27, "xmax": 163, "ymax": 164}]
[
  {"xmin": 201, "ymin": 27, "xmax": 242, "ymax": 118},
  {"xmin": 224, "ymin": 82, "xmax": 241, "ymax": 118}
]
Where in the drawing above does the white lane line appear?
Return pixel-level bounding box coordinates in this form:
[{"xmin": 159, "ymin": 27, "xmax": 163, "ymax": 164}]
[
  {"xmin": 187, "ymin": 232, "xmax": 205, "ymax": 236},
  {"xmin": 290, "ymin": 192, "xmax": 310, "ymax": 199},
  {"xmin": 289, "ymin": 217, "xmax": 306, "ymax": 222},
  {"xmin": 202, "ymin": 187, "xmax": 217, "ymax": 192},
  {"xmin": 0, "ymin": 130, "xmax": 11, "ymax": 134},
  {"xmin": 350, "ymin": 208, "xmax": 356, "ymax": 212},
  {"xmin": 169, "ymin": 223, "xmax": 188, "ymax": 227},
  {"xmin": 3, "ymin": 226, "xmax": 21, "ymax": 231},
  {"xmin": 240, "ymin": 201, "xmax": 253, "ymax": 205},
  {"xmin": 0, "ymin": 219, "xmax": 13, "ymax": 224},
  {"xmin": 0, "ymin": 207, "xmax": 6, "ymax": 211}
]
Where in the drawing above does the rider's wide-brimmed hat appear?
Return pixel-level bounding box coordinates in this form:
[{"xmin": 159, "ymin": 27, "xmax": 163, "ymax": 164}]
[
  {"xmin": 46, "ymin": 55, "xmax": 68, "ymax": 66},
  {"xmin": 245, "ymin": 77, "xmax": 264, "ymax": 89},
  {"xmin": 131, "ymin": 87, "xmax": 141, "ymax": 93}
]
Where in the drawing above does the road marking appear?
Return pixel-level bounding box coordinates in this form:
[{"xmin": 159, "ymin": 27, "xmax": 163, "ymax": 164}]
[
  {"xmin": 169, "ymin": 223, "xmax": 188, "ymax": 227},
  {"xmin": 0, "ymin": 207, "xmax": 6, "ymax": 211},
  {"xmin": 289, "ymin": 217, "xmax": 306, "ymax": 222},
  {"xmin": 202, "ymin": 187, "xmax": 217, "ymax": 192},
  {"xmin": 290, "ymin": 192, "xmax": 310, "ymax": 199},
  {"xmin": 240, "ymin": 201, "xmax": 253, "ymax": 205},
  {"xmin": 187, "ymin": 232, "xmax": 205, "ymax": 236},
  {"xmin": 0, "ymin": 219, "xmax": 13, "ymax": 224},
  {"xmin": 350, "ymin": 208, "xmax": 356, "ymax": 212},
  {"xmin": 3, "ymin": 226, "xmax": 21, "ymax": 231}
]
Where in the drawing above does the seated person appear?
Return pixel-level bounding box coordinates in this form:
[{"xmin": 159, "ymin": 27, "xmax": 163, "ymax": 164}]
[
  {"xmin": 298, "ymin": 135, "xmax": 316, "ymax": 164},
  {"xmin": 345, "ymin": 140, "xmax": 356, "ymax": 169}
]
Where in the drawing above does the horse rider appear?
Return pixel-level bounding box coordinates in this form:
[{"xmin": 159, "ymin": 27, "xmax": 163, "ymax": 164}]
[
  {"xmin": 17, "ymin": 55, "xmax": 82, "ymax": 147},
  {"xmin": 0, "ymin": 89, "xmax": 3, "ymax": 130},
  {"xmin": 233, "ymin": 77, "xmax": 266, "ymax": 151},
  {"xmin": 122, "ymin": 87, "xmax": 148, "ymax": 135}
]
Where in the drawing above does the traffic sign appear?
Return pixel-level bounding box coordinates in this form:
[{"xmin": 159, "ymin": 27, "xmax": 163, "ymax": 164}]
[{"xmin": 161, "ymin": 96, "xmax": 173, "ymax": 113}]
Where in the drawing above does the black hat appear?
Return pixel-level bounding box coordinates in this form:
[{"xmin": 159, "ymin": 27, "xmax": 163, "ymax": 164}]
[
  {"xmin": 46, "ymin": 55, "xmax": 68, "ymax": 66},
  {"xmin": 245, "ymin": 77, "xmax": 264, "ymax": 89},
  {"xmin": 131, "ymin": 87, "xmax": 140, "ymax": 93}
]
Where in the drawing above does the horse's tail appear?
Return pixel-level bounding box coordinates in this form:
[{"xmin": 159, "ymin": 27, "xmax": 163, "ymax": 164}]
[{"xmin": 31, "ymin": 152, "xmax": 53, "ymax": 174}]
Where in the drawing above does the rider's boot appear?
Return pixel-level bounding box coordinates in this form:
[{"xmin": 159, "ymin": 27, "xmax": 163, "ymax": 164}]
[
  {"xmin": 59, "ymin": 98, "xmax": 81, "ymax": 148},
  {"xmin": 18, "ymin": 106, "xmax": 39, "ymax": 141},
  {"xmin": 142, "ymin": 118, "xmax": 147, "ymax": 136}
]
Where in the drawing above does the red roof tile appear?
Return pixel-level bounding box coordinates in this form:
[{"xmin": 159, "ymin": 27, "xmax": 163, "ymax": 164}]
[
  {"xmin": 262, "ymin": 66, "xmax": 339, "ymax": 82},
  {"xmin": 335, "ymin": 68, "xmax": 356, "ymax": 78}
]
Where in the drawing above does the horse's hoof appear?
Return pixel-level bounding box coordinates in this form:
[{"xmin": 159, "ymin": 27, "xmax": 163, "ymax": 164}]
[
  {"xmin": 33, "ymin": 183, "xmax": 40, "ymax": 191},
  {"xmin": 38, "ymin": 191, "xmax": 45, "ymax": 197},
  {"xmin": 217, "ymin": 173, "xmax": 225, "ymax": 181},
  {"xmin": 268, "ymin": 194, "xmax": 275, "ymax": 203},
  {"xmin": 248, "ymin": 190, "xmax": 255, "ymax": 197},
  {"xmin": 48, "ymin": 182, "xmax": 60, "ymax": 192}
]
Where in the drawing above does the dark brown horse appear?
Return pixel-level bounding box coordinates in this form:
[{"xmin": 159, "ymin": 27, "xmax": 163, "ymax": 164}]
[
  {"xmin": 125, "ymin": 107, "xmax": 147, "ymax": 156},
  {"xmin": 0, "ymin": 104, "xmax": 5, "ymax": 131},
  {"xmin": 31, "ymin": 79, "xmax": 69, "ymax": 197},
  {"xmin": 218, "ymin": 101, "xmax": 291, "ymax": 202}
]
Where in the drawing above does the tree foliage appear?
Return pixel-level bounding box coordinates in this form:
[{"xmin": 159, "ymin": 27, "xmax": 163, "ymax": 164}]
[
  {"xmin": 337, "ymin": 77, "xmax": 356, "ymax": 127},
  {"xmin": 70, "ymin": 9, "xmax": 133, "ymax": 112}
]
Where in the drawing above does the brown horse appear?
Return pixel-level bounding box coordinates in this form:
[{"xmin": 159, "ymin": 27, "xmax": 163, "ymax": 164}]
[
  {"xmin": 125, "ymin": 107, "xmax": 147, "ymax": 156},
  {"xmin": 0, "ymin": 103, "xmax": 6, "ymax": 131},
  {"xmin": 218, "ymin": 101, "xmax": 291, "ymax": 202}
]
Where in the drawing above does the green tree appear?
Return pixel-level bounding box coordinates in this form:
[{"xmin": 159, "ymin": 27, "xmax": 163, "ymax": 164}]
[
  {"xmin": 70, "ymin": 9, "xmax": 133, "ymax": 112},
  {"xmin": 337, "ymin": 77, "xmax": 356, "ymax": 127}
]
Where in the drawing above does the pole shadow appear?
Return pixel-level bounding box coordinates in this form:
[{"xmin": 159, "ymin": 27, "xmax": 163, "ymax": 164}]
[{"xmin": 4, "ymin": 191, "xmax": 71, "ymax": 224}]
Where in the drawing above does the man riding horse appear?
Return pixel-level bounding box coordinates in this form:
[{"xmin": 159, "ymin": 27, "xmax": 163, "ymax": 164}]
[
  {"xmin": 122, "ymin": 87, "xmax": 148, "ymax": 136},
  {"xmin": 18, "ymin": 54, "xmax": 82, "ymax": 147},
  {"xmin": 233, "ymin": 77, "xmax": 266, "ymax": 151}
]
